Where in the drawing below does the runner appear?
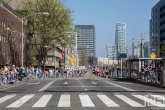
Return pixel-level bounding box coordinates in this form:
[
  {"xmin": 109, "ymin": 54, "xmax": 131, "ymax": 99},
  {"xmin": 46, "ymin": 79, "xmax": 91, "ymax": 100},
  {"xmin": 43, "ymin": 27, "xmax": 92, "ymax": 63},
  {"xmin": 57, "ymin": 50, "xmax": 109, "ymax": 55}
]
[
  {"xmin": 92, "ymin": 67, "xmax": 96, "ymax": 79},
  {"xmin": 105, "ymin": 67, "xmax": 109, "ymax": 81}
]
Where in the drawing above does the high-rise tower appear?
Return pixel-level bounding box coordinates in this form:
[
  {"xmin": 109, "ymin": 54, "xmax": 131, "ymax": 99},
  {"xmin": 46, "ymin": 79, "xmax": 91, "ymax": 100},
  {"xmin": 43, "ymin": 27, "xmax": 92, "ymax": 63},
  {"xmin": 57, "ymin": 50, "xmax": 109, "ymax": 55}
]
[{"xmin": 115, "ymin": 22, "xmax": 127, "ymax": 53}]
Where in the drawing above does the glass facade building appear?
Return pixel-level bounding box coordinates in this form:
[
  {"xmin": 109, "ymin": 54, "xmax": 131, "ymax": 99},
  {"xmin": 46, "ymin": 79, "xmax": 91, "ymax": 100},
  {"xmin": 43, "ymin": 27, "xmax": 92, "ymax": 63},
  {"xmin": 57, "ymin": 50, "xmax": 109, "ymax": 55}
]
[
  {"xmin": 132, "ymin": 41, "xmax": 141, "ymax": 58},
  {"xmin": 115, "ymin": 22, "xmax": 126, "ymax": 53},
  {"xmin": 75, "ymin": 25, "xmax": 95, "ymax": 66},
  {"xmin": 150, "ymin": 0, "xmax": 165, "ymax": 58},
  {"xmin": 106, "ymin": 45, "xmax": 117, "ymax": 60}
]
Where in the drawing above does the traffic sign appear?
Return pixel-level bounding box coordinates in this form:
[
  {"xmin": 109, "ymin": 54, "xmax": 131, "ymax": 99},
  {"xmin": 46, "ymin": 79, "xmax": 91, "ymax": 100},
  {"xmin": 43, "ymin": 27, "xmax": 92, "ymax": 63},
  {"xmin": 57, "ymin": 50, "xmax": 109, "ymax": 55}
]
[
  {"xmin": 150, "ymin": 54, "xmax": 156, "ymax": 59},
  {"xmin": 71, "ymin": 57, "xmax": 76, "ymax": 63}
]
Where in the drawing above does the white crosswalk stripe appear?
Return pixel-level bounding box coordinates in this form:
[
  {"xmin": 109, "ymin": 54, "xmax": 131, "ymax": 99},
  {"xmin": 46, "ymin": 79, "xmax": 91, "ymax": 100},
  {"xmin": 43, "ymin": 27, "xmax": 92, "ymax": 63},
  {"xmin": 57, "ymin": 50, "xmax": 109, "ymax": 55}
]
[
  {"xmin": 97, "ymin": 95, "xmax": 119, "ymax": 107},
  {"xmin": 58, "ymin": 94, "xmax": 70, "ymax": 107},
  {"xmin": 115, "ymin": 95, "xmax": 144, "ymax": 107},
  {"xmin": 6, "ymin": 94, "xmax": 35, "ymax": 108},
  {"xmin": 32, "ymin": 94, "xmax": 52, "ymax": 107},
  {"xmin": 79, "ymin": 94, "xmax": 95, "ymax": 107},
  {"xmin": 0, "ymin": 94, "xmax": 17, "ymax": 104},
  {"xmin": 132, "ymin": 94, "xmax": 165, "ymax": 107},
  {"xmin": 0, "ymin": 93, "xmax": 164, "ymax": 108}
]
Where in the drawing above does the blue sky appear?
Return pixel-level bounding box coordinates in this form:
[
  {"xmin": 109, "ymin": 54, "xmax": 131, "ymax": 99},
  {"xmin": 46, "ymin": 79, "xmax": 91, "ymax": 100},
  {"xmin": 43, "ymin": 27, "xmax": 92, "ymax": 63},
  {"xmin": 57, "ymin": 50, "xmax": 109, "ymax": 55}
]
[{"xmin": 62, "ymin": 0, "xmax": 159, "ymax": 57}]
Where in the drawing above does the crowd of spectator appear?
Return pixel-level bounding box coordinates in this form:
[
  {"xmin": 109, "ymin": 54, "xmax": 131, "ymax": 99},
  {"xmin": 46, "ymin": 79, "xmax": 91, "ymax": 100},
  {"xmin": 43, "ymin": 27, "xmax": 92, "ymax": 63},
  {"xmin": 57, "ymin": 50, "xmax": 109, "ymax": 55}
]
[{"xmin": 0, "ymin": 64, "xmax": 88, "ymax": 87}]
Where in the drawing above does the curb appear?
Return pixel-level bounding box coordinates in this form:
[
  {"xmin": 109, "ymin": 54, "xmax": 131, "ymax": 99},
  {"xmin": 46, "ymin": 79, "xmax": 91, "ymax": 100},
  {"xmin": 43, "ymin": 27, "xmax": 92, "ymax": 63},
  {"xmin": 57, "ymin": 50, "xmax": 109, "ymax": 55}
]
[{"xmin": 114, "ymin": 77, "xmax": 165, "ymax": 88}]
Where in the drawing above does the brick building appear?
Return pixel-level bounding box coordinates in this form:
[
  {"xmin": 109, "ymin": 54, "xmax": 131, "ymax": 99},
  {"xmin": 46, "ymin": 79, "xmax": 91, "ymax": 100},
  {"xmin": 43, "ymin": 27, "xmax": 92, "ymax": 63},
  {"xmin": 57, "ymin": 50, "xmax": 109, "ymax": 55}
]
[{"xmin": 0, "ymin": 2, "xmax": 27, "ymax": 66}]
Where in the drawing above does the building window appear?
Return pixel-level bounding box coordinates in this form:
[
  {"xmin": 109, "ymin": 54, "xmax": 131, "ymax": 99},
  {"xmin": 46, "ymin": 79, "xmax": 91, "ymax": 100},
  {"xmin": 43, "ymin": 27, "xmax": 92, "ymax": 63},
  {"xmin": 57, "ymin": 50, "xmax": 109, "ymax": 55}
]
[
  {"xmin": 47, "ymin": 56, "xmax": 53, "ymax": 61},
  {"xmin": 1, "ymin": 21, "xmax": 3, "ymax": 27},
  {"xmin": 3, "ymin": 22, "xmax": 5, "ymax": 28},
  {"xmin": 11, "ymin": 22, "xmax": 14, "ymax": 29},
  {"xmin": 3, "ymin": 37, "xmax": 6, "ymax": 43},
  {"xmin": 1, "ymin": 36, "xmax": 3, "ymax": 43}
]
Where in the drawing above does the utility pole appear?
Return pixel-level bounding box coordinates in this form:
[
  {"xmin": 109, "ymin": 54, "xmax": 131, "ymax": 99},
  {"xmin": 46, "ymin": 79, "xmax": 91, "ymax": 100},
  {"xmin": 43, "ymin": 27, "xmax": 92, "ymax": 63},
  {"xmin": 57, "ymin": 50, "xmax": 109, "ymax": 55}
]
[{"xmin": 141, "ymin": 32, "xmax": 144, "ymax": 65}]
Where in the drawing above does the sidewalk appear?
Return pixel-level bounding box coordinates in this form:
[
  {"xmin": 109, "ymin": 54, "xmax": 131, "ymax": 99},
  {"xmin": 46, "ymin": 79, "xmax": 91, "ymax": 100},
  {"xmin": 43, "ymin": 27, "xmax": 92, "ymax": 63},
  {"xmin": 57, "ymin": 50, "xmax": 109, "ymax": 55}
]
[{"xmin": 113, "ymin": 77, "xmax": 165, "ymax": 88}]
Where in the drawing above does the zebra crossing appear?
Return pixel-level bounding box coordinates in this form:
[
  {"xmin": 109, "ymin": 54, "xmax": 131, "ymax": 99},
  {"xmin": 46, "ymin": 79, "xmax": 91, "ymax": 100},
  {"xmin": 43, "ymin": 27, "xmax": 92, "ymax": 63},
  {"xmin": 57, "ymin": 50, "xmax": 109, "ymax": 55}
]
[{"xmin": 0, "ymin": 93, "xmax": 164, "ymax": 108}]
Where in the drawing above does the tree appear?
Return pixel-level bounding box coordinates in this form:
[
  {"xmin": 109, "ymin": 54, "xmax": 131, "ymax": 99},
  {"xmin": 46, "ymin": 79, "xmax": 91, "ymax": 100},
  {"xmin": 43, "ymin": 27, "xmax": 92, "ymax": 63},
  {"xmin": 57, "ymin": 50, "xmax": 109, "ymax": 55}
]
[{"xmin": 21, "ymin": 0, "xmax": 75, "ymax": 68}]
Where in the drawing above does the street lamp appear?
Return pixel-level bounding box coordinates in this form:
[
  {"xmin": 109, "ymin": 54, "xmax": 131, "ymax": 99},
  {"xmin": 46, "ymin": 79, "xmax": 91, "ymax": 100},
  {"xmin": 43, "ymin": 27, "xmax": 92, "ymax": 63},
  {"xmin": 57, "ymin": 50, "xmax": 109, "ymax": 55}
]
[{"xmin": 21, "ymin": 12, "xmax": 50, "ymax": 66}]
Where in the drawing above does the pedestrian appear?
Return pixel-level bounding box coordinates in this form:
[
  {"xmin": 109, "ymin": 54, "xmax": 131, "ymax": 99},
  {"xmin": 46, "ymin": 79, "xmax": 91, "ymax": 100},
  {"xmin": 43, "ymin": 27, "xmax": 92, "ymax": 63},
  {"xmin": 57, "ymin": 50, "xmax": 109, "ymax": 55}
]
[
  {"xmin": 105, "ymin": 67, "xmax": 109, "ymax": 81},
  {"xmin": 92, "ymin": 67, "xmax": 96, "ymax": 79},
  {"xmin": 1, "ymin": 67, "xmax": 7, "ymax": 86},
  {"xmin": 95, "ymin": 66, "xmax": 100, "ymax": 79},
  {"xmin": 156, "ymin": 64, "xmax": 162, "ymax": 83},
  {"xmin": 141, "ymin": 65, "xmax": 145, "ymax": 82}
]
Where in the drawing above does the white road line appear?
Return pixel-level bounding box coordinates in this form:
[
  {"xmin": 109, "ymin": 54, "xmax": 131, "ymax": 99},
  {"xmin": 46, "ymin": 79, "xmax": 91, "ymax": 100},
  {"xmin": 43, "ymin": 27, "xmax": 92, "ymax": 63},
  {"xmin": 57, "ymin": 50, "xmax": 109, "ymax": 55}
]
[
  {"xmin": 118, "ymin": 82, "xmax": 132, "ymax": 84},
  {"xmin": 32, "ymin": 94, "xmax": 52, "ymax": 107},
  {"xmin": 106, "ymin": 81, "xmax": 134, "ymax": 91},
  {"xmin": 27, "ymin": 82, "xmax": 40, "ymax": 85},
  {"xmin": 115, "ymin": 95, "xmax": 144, "ymax": 107},
  {"xmin": 0, "ymin": 94, "xmax": 17, "ymax": 104},
  {"xmin": 53, "ymin": 86, "xmax": 116, "ymax": 87},
  {"xmin": 58, "ymin": 94, "xmax": 70, "ymax": 107},
  {"xmin": 39, "ymin": 82, "xmax": 53, "ymax": 91},
  {"xmin": 6, "ymin": 94, "xmax": 35, "ymax": 108},
  {"xmin": 97, "ymin": 95, "xmax": 119, "ymax": 107},
  {"xmin": 133, "ymin": 95, "xmax": 165, "ymax": 107},
  {"xmin": 79, "ymin": 94, "xmax": 95, "ymax": 107}
]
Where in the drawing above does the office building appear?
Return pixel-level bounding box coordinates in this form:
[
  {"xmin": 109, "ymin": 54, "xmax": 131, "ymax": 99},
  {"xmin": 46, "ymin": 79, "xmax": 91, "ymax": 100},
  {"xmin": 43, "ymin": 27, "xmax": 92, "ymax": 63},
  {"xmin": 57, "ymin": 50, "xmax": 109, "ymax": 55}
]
[
  {"xmin": 75, "ymin": 25, "xmax": 95, "ymax": 67},
  {"xmin": 106, "ymin": 45, "xmax": 118, "ymax": 60},
  {"xmin": 144, "ymin": 42, "xmax": 151, "ymax": 58},
  {"xmin": 132, "ymin": 41, "xmax": 141, "ymax": 58},
  {"xmin": 115, "ymin": 22, "xmax": 127, "ymax": 53},
  {"xmin": 150, "ymin": 0, "xmax": 165, "ymax": 58}
]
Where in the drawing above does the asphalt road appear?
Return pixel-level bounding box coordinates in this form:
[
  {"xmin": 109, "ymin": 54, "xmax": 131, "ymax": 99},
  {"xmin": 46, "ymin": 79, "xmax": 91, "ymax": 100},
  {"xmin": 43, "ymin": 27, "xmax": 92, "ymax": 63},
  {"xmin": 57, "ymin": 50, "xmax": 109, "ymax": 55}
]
[{"xmin": 0, "ymin": 76, "xmax": 165, "ymax": 110}]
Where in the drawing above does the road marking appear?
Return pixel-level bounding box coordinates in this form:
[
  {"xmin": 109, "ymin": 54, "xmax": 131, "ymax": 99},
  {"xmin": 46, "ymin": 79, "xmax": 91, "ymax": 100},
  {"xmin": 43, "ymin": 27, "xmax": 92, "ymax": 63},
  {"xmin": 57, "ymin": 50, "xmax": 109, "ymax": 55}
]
[
  {"xmin": 27, "ymin": 82, "xmax": 40, "ymax": 85},
  {"xmin": 106, "ymin": 81, "xmax": 134, "ymax": 91},
  {"xmin": 58, "ymin": 94, "xmax": 70, "ymax": 107},
  {"xmin": 79, "ymin": 94, "xmax": 95, "ymax": 107},
  {"xmin": 52, "ymin": 86, "xmax": 116, "ymax": 87},
  {"xmin": 39, "ymin": 82, "xmax": 54, "ymax": 91},
  {"xmin": 118, "ymin": 82, "xmax": 132, "ymax": 84},
  {"xmin": 132, "ymin": 95, "xmax": 165, "ymax": 107},
  {"xmin": 151, "ymin": 95, "xmax": 165, "ymax": 101},
  {"xmin": 32, "ymin": 94, "xmax": 52, "ymax": 107},
  {"xmin": 115, "ymin": 95, "xmax": 144, "ymax": 107},
  {"xmin": 63, "ymin": 81, "xmax": 69, "ymax": 84},
  {"xmin": 7, "ymin": 94, "xmax": 34, "ymax": 108},
  {"xmin": 91, "ymin": 81, "xmax": 97, "ymax": 84},
  {"xmin": 97, "ymin": 95, "xmax": 119, "ymax": 107},
  {"xmin": 0, "ymin": 94, "xmax": 17, "ymax": 104}
]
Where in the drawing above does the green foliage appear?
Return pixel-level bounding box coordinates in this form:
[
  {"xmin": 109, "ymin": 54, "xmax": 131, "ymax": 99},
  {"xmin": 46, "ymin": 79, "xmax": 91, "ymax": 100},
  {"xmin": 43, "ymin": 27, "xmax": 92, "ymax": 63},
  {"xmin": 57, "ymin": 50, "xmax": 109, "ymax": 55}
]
[{"xmin": 22, "ymin": 0, "xmax": 76, "ymax": 66}]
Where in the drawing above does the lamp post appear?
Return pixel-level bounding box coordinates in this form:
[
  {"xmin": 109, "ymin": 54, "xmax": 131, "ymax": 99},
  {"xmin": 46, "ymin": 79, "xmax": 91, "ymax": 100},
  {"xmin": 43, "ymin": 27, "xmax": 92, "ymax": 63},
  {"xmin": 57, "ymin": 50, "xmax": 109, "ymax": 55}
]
[{"xmin": 21, "ymin": 12, "xmax": 50, "ymax": 66}]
